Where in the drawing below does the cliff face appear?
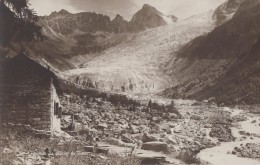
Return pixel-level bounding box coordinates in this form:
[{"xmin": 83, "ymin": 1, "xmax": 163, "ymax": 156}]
[
  {"xmin": 128, "ymin": 4, "xmax": 167, "ymax": 32},
  {"xmin": 212, "ymin": 0, "xmax": 245, "ymax": 26},
  {"xmin": 41, "ymin": 10, "xmax": 115, "ymax": 35}
]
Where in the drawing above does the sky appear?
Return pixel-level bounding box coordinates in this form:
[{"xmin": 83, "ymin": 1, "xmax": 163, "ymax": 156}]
[{"xmin": 29, "ymin": 0, "xmax": 226, "ymax": 20}]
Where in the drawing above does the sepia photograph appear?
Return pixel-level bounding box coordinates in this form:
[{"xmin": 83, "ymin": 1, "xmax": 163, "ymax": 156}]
[{"xmin": 1, "ymin": 0, "xmax": 260, "ymax": 164}]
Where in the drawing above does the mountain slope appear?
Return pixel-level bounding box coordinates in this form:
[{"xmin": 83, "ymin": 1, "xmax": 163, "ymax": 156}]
[{"xmin": 165, "ymin": 0, "xmax": 260, "ymax": 104}]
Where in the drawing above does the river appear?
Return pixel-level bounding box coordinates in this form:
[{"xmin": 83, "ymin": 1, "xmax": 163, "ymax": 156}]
[{"xmin": 198, "ymin": 108, "xmax": 260, "ymax": 165}]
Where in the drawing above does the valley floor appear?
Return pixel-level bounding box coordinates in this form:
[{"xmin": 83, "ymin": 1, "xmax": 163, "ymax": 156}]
[{"xmin": 2, "ymin": 93, "xmax": 260, "ymax": 165}]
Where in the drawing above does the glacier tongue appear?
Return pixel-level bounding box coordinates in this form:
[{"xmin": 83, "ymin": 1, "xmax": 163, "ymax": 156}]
[{"xmin": 62, "ymin": 11, "xmax": 215, "ymax": 96}]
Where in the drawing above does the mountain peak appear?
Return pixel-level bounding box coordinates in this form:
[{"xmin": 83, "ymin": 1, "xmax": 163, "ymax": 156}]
[
  {"xmin": 129, "ymin": 4, "xmax": 167, "ymax": 31},
  {"xmin": 142, "ymin": 4, "xmax": 153, "ymax": 9},
  {"xmin": 113, "ymin": 14, "xmax": 124, "ymax": 21},
  {"xmin": 49, "ymin": 9, "xmax": 71, "ymax": 18},
  {"xmin": 140, "ymin": 4, "xmax": 161, "ymax": 14},
  {"xmin": 57, "ymin": 9, "xmax": 71, "ymax": 16}
]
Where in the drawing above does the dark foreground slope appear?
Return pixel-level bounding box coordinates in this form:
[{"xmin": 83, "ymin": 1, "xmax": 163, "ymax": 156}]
[{"xmin": 165, "ymin": 0, "xmax": 260, "ymax": 105}]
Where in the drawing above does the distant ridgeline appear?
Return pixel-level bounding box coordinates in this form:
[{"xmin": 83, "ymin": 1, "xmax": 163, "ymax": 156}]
[{"xmin": 40, "ymin": 4, "xmax": 177, "ymax": 34}]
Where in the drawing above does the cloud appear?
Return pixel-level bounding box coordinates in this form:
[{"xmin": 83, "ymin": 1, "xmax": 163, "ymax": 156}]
[
  {"xmin": 29, "ymin": 0, "xmax": 226, "ymax": 19},
  {"xmin": 72, "ymin": 0, "xmax": 139, "ymax": 20},
  {"xmin": 133, "ymin": 0, "xmax": 226, "ymax": 18},
  {"xmin": 29, "ymin": 0, "xmax": 80, "ymax": 16}
]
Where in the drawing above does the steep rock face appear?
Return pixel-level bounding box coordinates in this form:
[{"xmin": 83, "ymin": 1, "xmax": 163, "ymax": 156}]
[
  {"xmin": 129, "ymin": 4, "xmax": 167, "ymax": 32},
  {"xmin": 111, "ymin": 14, "xmax": 129, "ymax": 33},
  {"xmin": 166, "ymin": 0, "xmax": 260, "ymax": 104},
  {"xmin": 212, "ymin": 0, "xmax": 245, "ymax": 26},
  {"xmin": 23, "ymin": 11, "xmax": 132, "ymax": 70},
  {"xmin": 40, "ymin": 10, "xmax": 112, "ymax": 35},
  {"xmin": 40, "ymin": 5, "xmax": 176, "ymax": 36}
]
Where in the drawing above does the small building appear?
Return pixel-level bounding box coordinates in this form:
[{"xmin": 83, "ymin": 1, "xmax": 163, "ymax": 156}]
[{"xmin": 0, "ymin": 53, "xmax": 62, "ymax": 134}]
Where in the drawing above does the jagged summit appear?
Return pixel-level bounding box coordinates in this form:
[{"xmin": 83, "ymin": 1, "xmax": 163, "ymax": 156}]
[
  {"xmin": 142, "ymin": 4, "xmax": 152, "ymax": 8},
  {"xmin": 41, "ymin": 4, "xmax": 178, "ymax": 35},
  {"xmin": 141, "ymin": 4, "xmax": 160, "ymax": 12},
  {"xmin": 129, "ymin": 4, "xmax": 168, "ymax": 31},
  {"xmin": 132, "ymin": 4, "xmax": 164, "ymax": 20},
  {"xmin": 49, "ymin": 9, "xmax": 71, "ymax": 17},
  {"xmin": 112, "ymin": 14, "xmax": 125, "ymax": 22}
]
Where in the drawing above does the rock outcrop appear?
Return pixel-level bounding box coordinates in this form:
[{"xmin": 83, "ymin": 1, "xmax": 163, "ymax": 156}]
[
  {"xmin": 128, "ymin": 4, "xmax": 168, "ymax": 32},
  {"xmin": 213, "ymin": 0, "xmax": 245, "ymax": 26},
  {"xmin": 141, "ymin": 142, "xmax": 170, "ymax": 153}
]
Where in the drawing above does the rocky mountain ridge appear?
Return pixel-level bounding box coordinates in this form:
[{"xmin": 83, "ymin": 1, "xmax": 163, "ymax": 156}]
[
  {"xmin": 17, "ymin": 4, "xmax": 177, "ymax": 71},
  {"xmin": 212, "ymin": 0, "xmax": 245, "ymax": 26},
  {"xmin": 40, "ymin": 4, "xmax": 177, "ymax": 35}
]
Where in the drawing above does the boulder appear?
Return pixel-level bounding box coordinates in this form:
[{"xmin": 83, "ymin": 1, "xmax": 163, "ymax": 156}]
[
  {"xmin": 190, "ymin": 114, "xmax": 202, "ymax": 120},
  {"xmin": 97, "ymin": 123, "xmax": 108, "ymax": 129},
  {"xmin": 142, "ymin": 132, "xmax": 159, "ymax": 143},
  {"xmin": 151, "ymin": 124, "xmax": 162, "ymax": 133},
  {"xmin": 162, "ymin": 113, "xmax": 171, "ymax": 120},
  {"xmin": 170, "ymin": 113, "xmax": 178, "ymax": 119},
  {"xmin": 200, "ymin": 129, "xmax": 207, "ymax": 136},
  {"xmin": 204, "ymin": 124, "xmax": 213, "ymax": 128},
  {"xmin": 161, "ymin": 125, "xmax": 172, "ymax": 134},
  {"xmin": 164, "ymin": 135, "xmax": 177, "ymax": 145},
  {"xmin": 108, "ymin": 121, "xmax": 116, "ymax": 125},
  {"xmin": 152, "ymin": 117, "xmax": 162, "ymax": 123},
  {"xmin": 139, "ymin": 125, "xmax": 150, "ymax": 133},
  {"xmin": 121, "ymin": 134, "xmax": 133, "ymax": 143},
  {"xmin": 130, "ymin": 124, "xmax": 139, "ymax": 134},
  {"xmin": 132, "ymin": 119, "xmax": 141, "ymax": 126},
  {"xmin": 141, "ymin": 142, "xmax": 169, "ymax": 153},
  {"xmin": 174, "ymin": 125, "xmax": 181, "ymax": 133}
]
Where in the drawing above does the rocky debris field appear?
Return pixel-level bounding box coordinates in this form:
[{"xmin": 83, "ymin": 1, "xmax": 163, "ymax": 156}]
[
  {"xmin": 2, "ymin": 93, "xmax": 260, "ymax": 165},
  {"xmin": 233, "ymin": 143, "xmax": 260, "ymax": 159},
  {"xmin": 58, "ymin": 94, "xmax": 251, "ymax": 164}
]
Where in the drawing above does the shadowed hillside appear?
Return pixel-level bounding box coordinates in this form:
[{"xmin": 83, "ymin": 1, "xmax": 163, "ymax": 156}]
[{"xmin": 164, "ymin": 0, "xmax": 260, "ymax": 105}]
